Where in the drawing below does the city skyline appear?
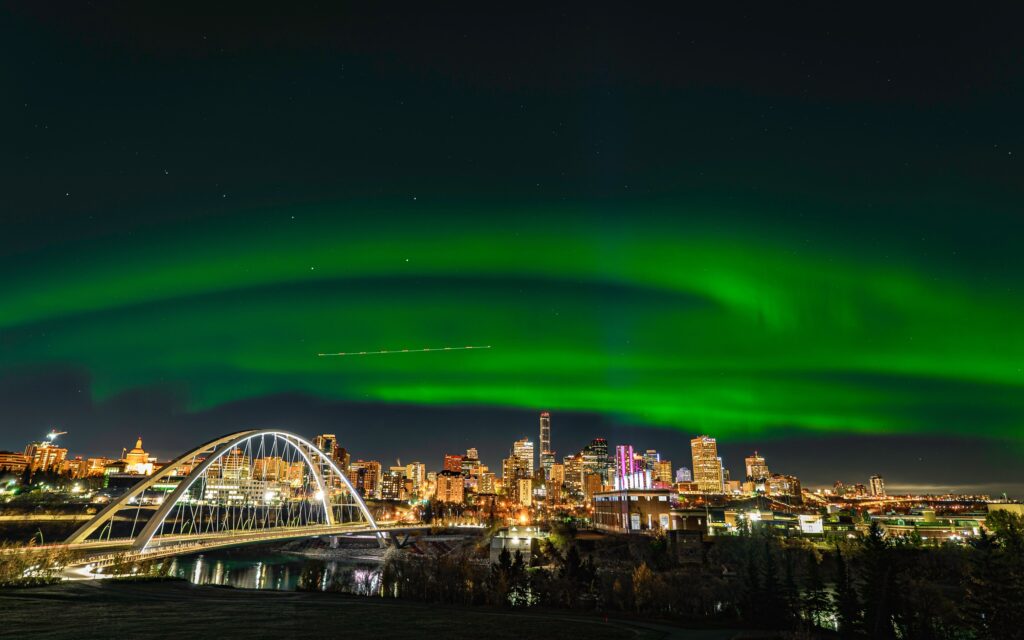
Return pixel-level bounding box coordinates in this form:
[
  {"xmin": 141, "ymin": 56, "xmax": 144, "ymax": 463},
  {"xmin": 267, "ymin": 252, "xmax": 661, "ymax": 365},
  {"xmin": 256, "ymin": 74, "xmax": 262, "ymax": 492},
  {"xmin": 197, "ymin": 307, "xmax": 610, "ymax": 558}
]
[{"xmin": 6, "ymin": 411, "xmax": 1014, "ymax": 499}]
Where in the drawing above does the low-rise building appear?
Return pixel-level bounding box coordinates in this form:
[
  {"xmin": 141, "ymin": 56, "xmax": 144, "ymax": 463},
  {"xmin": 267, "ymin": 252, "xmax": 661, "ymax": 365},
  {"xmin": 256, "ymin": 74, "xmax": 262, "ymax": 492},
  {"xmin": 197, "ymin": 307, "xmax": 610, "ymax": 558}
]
[
  {"xmin": 593, "ymin": 488, "xmax": 673, "ymax": 534},
  {"xmin": 489, "ymin": 526, "xmax": 549, "ymax": 563}
]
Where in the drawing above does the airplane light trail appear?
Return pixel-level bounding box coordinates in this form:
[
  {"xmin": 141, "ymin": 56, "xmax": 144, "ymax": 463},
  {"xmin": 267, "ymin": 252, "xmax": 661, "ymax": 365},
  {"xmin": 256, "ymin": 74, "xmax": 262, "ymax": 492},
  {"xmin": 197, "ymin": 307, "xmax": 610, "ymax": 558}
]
[{"xmin": 317, "ymin": 345, "xmax": 492, "ymax": 357}]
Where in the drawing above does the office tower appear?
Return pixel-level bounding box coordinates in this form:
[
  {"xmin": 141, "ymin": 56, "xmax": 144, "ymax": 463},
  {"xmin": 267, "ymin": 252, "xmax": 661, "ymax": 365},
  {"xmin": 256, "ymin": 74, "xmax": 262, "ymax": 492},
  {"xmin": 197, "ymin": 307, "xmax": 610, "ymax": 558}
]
[
  {"xmin": 654, "ymin": 460, "xmax": 674, "ymax": 484},
  {"xmin": 502, "ymin": 454, "xmax": 528, "ymax": 483},
  {"xmin": 615, "ymin": 445, "xmax": 636, "ymax": 479},
  {"xmin": 443, "ymin": 454, "xmax": 463, "ymax": 473},
  {"xmin": 539, "ymin": 411, "xmax": 554, "ymax": 479},
  {"xmin": 691, "ymin": 435, "xmax": 724, "ymax": 493},
  {"xmin": 465, "ymin": 447, "xmax": 479, "ymax": 460},
  {"xmin": 348, "ymin": 460, "xmax": 381, "ymax": 498},
  {"xmin": 513, "ymin": 438, "xmax": 534, "ymax": 476},
  {"xmin": 642, "ymin": 449, "xmax": 660, "ymax": 471},
  {"xmin": 314, "ymin": 434, "xmax": 338, "ymax": 458},
  {"xmin": 744, "ymin": 452, "xmax": 769, "ymax": 481},
  {"xmin": 675, "ymin": 466, "xmax": 693, "ymax": 483},
  {"xmin": 334, "ymin": 446, "xmax": 351, "ymax": 473},
  {"xmin": 562, "ymin": 453, "xmax": 583, "ymax": 493},
  {"xmin": 869, "ymin": 474, "xmax": 886, "ymax": 497},
  {"xmin": 581, "ymin": 437, "xmax": 609, "ymax": 475},
  {"xmin": 405, "ymin": 462, "xmax": 426, "ymax": 498}
]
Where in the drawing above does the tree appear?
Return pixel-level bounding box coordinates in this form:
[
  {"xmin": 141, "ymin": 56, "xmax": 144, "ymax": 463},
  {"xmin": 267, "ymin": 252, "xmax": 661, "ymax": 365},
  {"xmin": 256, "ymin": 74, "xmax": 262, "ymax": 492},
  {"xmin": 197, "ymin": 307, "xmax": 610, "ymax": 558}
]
[
  {"xmin": 859, "ymin": 521, "xmax": 896, "ymax": 639},
  {"xmin": 833, "ymin": 545, "xmax": 861, "ymax": 638},
  {"xmin": 802, "ymin": 551, "xmax": 832, "ymax": 631}
]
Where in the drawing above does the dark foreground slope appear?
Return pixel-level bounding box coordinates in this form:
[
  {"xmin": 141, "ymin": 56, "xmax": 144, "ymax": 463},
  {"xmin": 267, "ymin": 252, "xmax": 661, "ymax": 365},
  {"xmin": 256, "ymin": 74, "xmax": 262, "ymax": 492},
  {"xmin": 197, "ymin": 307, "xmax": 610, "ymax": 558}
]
[{"xmin": 0, "ymin": 580, "xmax": 756, "ymax": 640}]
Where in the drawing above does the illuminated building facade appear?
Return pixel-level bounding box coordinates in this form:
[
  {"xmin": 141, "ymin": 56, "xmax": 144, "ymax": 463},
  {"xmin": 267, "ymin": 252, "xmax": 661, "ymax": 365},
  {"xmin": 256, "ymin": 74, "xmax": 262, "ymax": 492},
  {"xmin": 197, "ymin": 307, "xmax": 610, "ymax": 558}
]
[
  {"xmin": 348, "ymin": 460, "xmax": 381, "ymax": 498},
  {"xmin": 434, "ymin": 470, "xmax": 464, "ymax": 503},
  {"xmin": 539, "ymin": 411, "xmax": 554, "ymax": 479},
  {"xmin": 745, "ymin": 452, "xmax": 769, "ymax": 481},
  {"xmin": 512, "ymin": 438, "xmax": 534, "ymax": 477},
  {"xmin": 443, "ymin": 454, "xmax": 463, "ymax": 473},
  {"xmin": 691, "ymin": 435, "xmax": 724, "ymax": 494},
  {"xmin": 870, "ymin": 474, "xmax": 886, "ymax": 497},
  {"xmin": 25, "ymin": 442, "xmax": 68, "ymax": 473}
]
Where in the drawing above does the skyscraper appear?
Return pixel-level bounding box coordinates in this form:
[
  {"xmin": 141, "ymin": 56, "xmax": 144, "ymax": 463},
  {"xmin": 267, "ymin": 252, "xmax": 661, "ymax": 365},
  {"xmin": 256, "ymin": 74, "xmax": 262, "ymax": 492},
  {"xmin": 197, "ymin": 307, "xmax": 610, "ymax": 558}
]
[
  {"xmin": 691, "ymin": 435, "xmax": 724, "ymax": 493},
  {"xmin": 513, "ymin": 438, "xmax": 534, "ymax": 477},
  {"xmin": 615, "ymin": 444, "xmax": 636, "ymax": 479},
  {"xmin": 642, "ymin": 449, "xmax": 660, "ymax": 471},
  {"xmin": 869, "ymin": 474, "xmax": 886, "ymax": 497},
  {"xmin": 675, "ymin": 466, "xmax": 693, "ymax": 483},
  {"xmin": 405, "ymin": 462, "xmax": 426, "ymax": 498},
  {"xmin": 539, "ymin": 411, "xmax": 554, "ymax": 479},
  {"xmin": 744, "ymin": 452, "xmax": 769, "ymax": 481},
  {"xmin": 582, "ymin": 438, "xmax": 609, "ymax": 477},
  {"xmin": 314, "ymin": 434, "xmax": 338, "ymax": 458},
  {"xmin": 443, "ymin": 454, "xmax": 463, "ymax": 473}
]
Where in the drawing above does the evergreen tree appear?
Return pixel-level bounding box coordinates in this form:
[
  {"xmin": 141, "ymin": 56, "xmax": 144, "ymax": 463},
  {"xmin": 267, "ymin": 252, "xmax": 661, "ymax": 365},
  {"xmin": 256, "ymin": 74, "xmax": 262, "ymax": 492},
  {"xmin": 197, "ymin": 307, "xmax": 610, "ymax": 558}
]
[
  {"xmin": 860, "ymin": 521, "xmax": 896, "ymax": 639},
  {"xmin": 802, "ymin": 551, "xmax": 832, "ymax": 631},
  {"xmin": 833, "ymin": 545, "xmax": 861, "ymax": 638}
]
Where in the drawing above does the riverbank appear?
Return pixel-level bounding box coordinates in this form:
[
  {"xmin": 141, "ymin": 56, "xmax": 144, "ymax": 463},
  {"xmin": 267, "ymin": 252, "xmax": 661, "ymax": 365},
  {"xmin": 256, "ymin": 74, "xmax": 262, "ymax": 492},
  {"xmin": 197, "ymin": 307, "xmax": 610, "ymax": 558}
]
[{"xmin": 0, "ymin": 580, "xmax": 761, "ymax": 639}]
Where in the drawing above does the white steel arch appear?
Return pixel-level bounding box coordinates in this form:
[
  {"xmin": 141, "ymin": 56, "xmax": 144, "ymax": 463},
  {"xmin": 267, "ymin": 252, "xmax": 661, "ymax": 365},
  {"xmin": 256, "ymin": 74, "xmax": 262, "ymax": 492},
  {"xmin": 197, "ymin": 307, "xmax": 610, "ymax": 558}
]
[{"xmin": 66, "ymin": 430, "xmax": 378, "ymax": 551}]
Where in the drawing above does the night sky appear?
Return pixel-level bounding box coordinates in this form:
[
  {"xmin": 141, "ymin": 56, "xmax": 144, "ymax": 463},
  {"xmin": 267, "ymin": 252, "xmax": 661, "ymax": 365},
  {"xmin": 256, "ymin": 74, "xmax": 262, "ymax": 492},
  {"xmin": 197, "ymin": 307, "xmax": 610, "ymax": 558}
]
[{"xmin": 2, "ymin": 5, "xmax": 1022, "ymax": 495}]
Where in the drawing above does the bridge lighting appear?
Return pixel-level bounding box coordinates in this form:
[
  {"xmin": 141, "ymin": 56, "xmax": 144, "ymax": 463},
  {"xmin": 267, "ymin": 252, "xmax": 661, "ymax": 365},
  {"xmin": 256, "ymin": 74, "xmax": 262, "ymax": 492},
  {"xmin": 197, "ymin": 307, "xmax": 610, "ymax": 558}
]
[
  {"xmin": 263, "ymin": 490, "xmax": 276, "ymax": 503},
  {"xmin": 313, "ymin": 489, "xmax": 325, "ymax": 501}
]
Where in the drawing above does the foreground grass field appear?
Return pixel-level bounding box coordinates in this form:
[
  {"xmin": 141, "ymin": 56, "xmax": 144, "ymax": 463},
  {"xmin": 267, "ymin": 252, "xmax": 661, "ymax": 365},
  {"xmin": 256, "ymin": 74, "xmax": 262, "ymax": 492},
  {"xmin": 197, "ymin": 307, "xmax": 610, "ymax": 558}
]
[{"xmin": 0, "ymin": 580, "xmax": 759, "ymax": 640}]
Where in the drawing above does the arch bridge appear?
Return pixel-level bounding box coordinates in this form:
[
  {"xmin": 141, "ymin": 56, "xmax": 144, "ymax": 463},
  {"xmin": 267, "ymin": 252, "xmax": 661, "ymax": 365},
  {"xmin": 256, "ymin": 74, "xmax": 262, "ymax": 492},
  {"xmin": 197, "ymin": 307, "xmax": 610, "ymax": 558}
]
[{"xmin": 64, "ymin": 430, "xmax": 387, "ymax": 562}]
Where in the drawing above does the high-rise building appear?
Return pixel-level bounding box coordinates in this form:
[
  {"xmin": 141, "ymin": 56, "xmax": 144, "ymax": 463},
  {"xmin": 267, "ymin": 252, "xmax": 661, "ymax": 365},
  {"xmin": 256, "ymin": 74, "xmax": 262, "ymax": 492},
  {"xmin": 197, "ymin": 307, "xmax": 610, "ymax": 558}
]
[
  {"xmin": 675, "ymin": 466, "xmax": 693, "ymax": 483},
  {"xmin": 443, "ymin": 454, "xmax": 464, "ymax": 473},
  {"xmin": 582, "ymin": 438, "xmax": 609, "ymax": 476},
  {"xmin": 767, "ymin": 473, "xmax": 802, "ymax": 502},
  {"xmin": 642, "ymin": 449, "xmax": 661, "ymax": 471},
  {"xmin": 314, "ymin": 434, "xmax": 338, "ymax": 458},
  {"xmin": 502, "ymin": 454, "xmax": 528, "ymax": 483},
  {"xmin": 334, "ymin": 447, "xmax": 351, "ymax": 473},
  {"xmin": 691, "ymin": 435, "xmax": 724, "ymax": 494},
  {"xmin": 380, "ymin": 466, "xmax": 407, "ymax": 501},
  {"xmin": 654, "ymin": 460, "xmax": 673, "ymax": 484},
  {"xmin": 461, "ymin": 455, "xmax": 480, "ymax": 479},
  {"xmin": 435, "ymin": 470, "xmax": 465, "ymax": 503},
  {"xmin": 517, "ymin": 478, "xmax": 533, "ymax": 507},
  {"xmin": 615, "ymin": 445, "xmax": 636, "ymax": 479},
  {"xmin": 539, "ymin": 411, "xmax": 554, "ymax": 479},
  {"xmin": 563, "ymin": 453, "xmax": 583, "ymax": 493},
  {"xmin": 348, "ymin": 460, "xmax": 381, "ymax": 498},
  {"xmin": 869, "ymin": 474, "xmax": 886, "ymax": 497},
  {"xmin": 744, "ymin": 452, "xmax": 769, "ymax": 481},
  {"xmin": 24, "ymin": 441, "xmax": 67, "ymax": 473},
  {"xmin": 465, "ymin": 448, "xmax": 479, "ymax": 461},
  {"xmin": 405, "ymin": 462, "xmax": 426, "ymax": 498},
  {"xmin": 478, "ymin": 471, "xmax": 496, "ymax": 494},
  {"xmin": 512, "ymin": 438, "xmax": 534, "ymax": 477}
]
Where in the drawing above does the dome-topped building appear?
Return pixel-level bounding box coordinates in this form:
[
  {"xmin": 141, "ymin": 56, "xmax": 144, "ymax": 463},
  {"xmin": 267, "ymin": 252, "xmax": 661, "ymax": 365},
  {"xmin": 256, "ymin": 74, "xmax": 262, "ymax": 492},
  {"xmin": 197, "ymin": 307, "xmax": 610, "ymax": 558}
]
[{"xmin": 124, "ymin": 436, "xmax": 154, "ymax": 475}]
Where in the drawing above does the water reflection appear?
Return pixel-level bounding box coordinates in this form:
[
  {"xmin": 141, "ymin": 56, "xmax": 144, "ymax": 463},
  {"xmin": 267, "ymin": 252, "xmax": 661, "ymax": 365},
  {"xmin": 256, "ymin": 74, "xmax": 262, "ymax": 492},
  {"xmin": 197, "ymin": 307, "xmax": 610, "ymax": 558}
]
[{"xmin": 167, "ymin": 551, "xmax": 381, "ymax": 593}]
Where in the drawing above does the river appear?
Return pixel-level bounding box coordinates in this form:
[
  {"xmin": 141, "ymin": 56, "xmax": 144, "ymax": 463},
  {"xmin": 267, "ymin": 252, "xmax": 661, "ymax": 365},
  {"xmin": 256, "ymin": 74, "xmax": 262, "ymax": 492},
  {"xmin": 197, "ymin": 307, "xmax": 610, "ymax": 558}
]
[{"xmin": 163, "ymin": 546, "xmax": 383, "ymax": 592}]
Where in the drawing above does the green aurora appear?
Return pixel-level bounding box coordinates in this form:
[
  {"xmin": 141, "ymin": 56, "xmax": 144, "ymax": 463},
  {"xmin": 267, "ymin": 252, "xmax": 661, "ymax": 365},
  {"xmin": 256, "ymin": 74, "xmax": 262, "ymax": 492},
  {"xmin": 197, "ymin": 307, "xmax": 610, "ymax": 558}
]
[{"xmin": 3, "ymin": 205, "xmax": 1023, "ymax": 443}]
